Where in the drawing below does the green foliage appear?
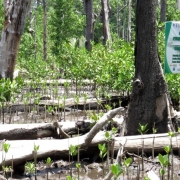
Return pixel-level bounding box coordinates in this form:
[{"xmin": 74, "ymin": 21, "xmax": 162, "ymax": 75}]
[
  {"xmin": 105, "ymin": 127, "xmax": 117, "ymax": 141},
  {"xmin": 158, "ymin": 154, "xmax": 169, "ymax": 167},
  {"xmin": 25, "ymin": 162, "xmax": 35, "ymax": 175},
  {"xmin": 138, "ymin": 123, "xmax": 148, "ymax": 135},
  {"xmin": 164, "ymin": 145, "xmax": 171, "ymax": 154},
  {"xmin": 111, "ymin": 164, "xmax": 123, "ymax": 180},
  {"xmin": 123, "ymin": 158, "xmax": 132, "ymax": 168},
  {"xmin": 2, "ymin": 166, "xmax": 12, "ymax": 173},
  {"xmin": 98, "ymin": 143, "xmax": 107, "ymax": 159},
  {"xmin": 45, "ymin": 157, "xmax": 53, "ymax": 165},
  {"xmin": 3, "ymin": 143, "xmax": 10, "ymax": 153},
  {"xmin": 76, "ymin": 162, "xmax": 81, "ymax": 169},
  {"xmin": 48, "ymin": 0, "xmax": 84, "ymax": 56},
  {"xmin": 34, "ymin": 144, "xmax": 40, "ymax": 152},
  {"xmin": 0, "ymin": 78, "xmax": 23, "ymax": 102},
  {"xmin": 168, "ymin": 131, "xmax": 175, "ymax": 138},
  {"xmin": 69, "ymin": 144, "xmax": 79, "ymax": 157}
]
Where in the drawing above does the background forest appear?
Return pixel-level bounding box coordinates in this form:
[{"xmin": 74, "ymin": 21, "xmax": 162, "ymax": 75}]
[{"xmin": 0, "ymin": 0, "xmax": 180, "ymax": 102}]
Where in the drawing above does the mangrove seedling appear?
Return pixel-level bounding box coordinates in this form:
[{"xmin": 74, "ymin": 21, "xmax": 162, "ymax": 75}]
[
  {"xmin": 25, "ymin": 162, "xmax": 35, "ymax": 177},
  {"xmin": 2, "ymin": 165, "xmax": 13, "ymax": 179},
  {"xmin": 76, "ymin": 162, "xmax": 81, "ymax": 180},
  {"xmin": 123, "ymin": 157, "xmax": 132, "ymax": 179},
  {"xmin": 105, "ymin": 127, "xmax": 117, "ymax": 169},
  {"xmin": 69, "ymin": 144, "xmax": 79, "ymax": 177},
  {"xmin": 158, "ymin": 153, "xmax": 169, "ymax": 180},
  {"xmin": 152, "ymin": 126, "xmax": 157, "ymax": 159},
  {"xmin": 3, "ymin": 143, "xmax": 10, "ymax": 167},
  {"xmin": 168, "ymin": 131, "xmax": 175, "ymax": 180},
  {"xmin": 33, "ymin": 144, "xmax": 39, "ymax": 180},
  {"xmin": 45, "ymin": 157, "xmax": 53, "ymax": 180},
  {"xmin": 138, "ymin": 123, "xmax": 148, "ymax": 171},
  {"xmin": 98, "ymin": 143, "xmax": 107, "ymax": 177},
  {"xmin": 111, "ymin": 163, "xmax": 123, "ymax": 180}
]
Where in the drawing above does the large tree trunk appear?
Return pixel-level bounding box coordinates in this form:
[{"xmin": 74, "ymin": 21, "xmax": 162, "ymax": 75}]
[
  {"xmin": 0, "ymin": 0, "xmax": 31, "ymax": 80},
  {"xmin": 126, "ymin": 0, "xmax": 174, "ymax": 135},
  {"xmin": 83, "ymin": 0, "xmax": 94, "ymax": 51}
]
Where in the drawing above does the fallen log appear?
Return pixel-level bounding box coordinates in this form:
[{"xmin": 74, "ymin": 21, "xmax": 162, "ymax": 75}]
[
  {"xmin": 0, "ymin": 120, "xmax": 92, "ymax": 140},
  {"xmin": 0, "ymin": 132, "xmax": 180, "ymax": 167},
  {"xmin": 0, "ymin": 108, "xmax": 124, "ymax": 140}
]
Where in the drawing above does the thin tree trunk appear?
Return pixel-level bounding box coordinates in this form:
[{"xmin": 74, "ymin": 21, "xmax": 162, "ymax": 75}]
[
  {"xmin": 178, "ymin": 0, "xmax": 180, "ymax": 10},
  {"xmin": 0, "ymin": 0, "xmax": 31, "ymax": 80},
  {"xmin": 117, "ymin": 3, "xmax": 120, "ymax": 38},
  {"xmin": 101, "ymin": 0, "xmax": 111, "ymax": 45},
  {"xmin": 83, "ymin": 0, "xmax": 94, "ymax": 51},
  {"xmin": 42, "ymin": 0, "xmax": 47, "ymax": 61},
  {"xmin": 127, "ymin": 0, "xmax": 132, "ymax": 42}
]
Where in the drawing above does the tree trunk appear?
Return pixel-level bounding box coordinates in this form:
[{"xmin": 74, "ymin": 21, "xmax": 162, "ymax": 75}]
[
  {"xmin": 101, "ymin": 0, "xmax": 111, "ymax": 45},
  {"xmin": 127, "ymin": 0, "xmax": 132, "ymax": 41},
  {"xmin": 117, "ymin": 3, "xmax": 120, "ymax": 38},
  {"xmin": 160, "ymin": 0, "xmax": 166, "ymax": 22},
  {"xmin": 83, "ymin": 0, "xmax": 94, "ymax": 51},
  {"xmin": 42, "ymin": 0, "xmax": 47, "ymax": 61},
  {"xmin": 126, "ymin": 0, "xmax": 174, "ymax": 135},
  {"xmin": 178, "ymin": 0, "xmax": 180, "ymax": 10},
  {"xmin": 0, "ymin": 0, "xmax": 31, "ymax": 80}
]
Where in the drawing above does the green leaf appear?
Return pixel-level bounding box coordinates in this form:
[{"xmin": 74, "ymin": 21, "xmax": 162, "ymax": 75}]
[
  {"xmin": 164, "ymin": 145, "xmax": 171, "ymax": 154},
  {"xmin": 158, "ymin": 153, "xmax": 164, "ymax": 165},
  {"xmin": 3, "ymin": 143, "xmax": 10, "ymax": 153},
  {"xmin": 124, "ymin": 158, "xmax": 132, "ymax": 167},
  {"xmin": 160, "ymin": 168, "xmax": 165, "ymax": 175}
]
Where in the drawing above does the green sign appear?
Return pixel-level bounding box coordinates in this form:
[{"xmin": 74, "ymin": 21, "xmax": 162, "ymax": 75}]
[{"xmin": 164, "ymin": 21, "xmax": 180, "ymax": 73}]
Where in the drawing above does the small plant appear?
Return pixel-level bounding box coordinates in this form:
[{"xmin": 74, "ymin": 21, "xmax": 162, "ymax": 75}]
[
  {"xmin": 69, "ymin": 144, "xmax": 79, "ymax": 157},
  {"xmin": 89, "ymin": 112, "xmax": 104, "ymax": 126},
  {"xmin": 158, "ymin": 153, "xmax": 169, "ymax": 180},
  {"xmin": 138, "ymin": 123, "xmax": 148, "ymax": 171},
  {"xmin": 98, "ymin": 143, "xmax": 107, "ymax": 178},
  {"xmin": 2, "ymin": 165, "xmax": 13, "ymax": 179},
  {"xmin": 76, "ymin": 162, "xmax": 81, "ymax": 180},
  {"xmin": 111, "ymin": 163, "xmax": 123, "ymax": 180},
  {"xmin": 105, "ymin": 127, "xmax": 117, "ymax": 169},
  {"xmin": 45, "ymin": 157, "xmax": 53, "ymax": 180},
  {"xmin": 168, "ymin": 131, "xmax": 175, "ymax": 180},
  {"xmin": 3, "ymin": 143, "xmax": 10, "ymax": 154},
  {"xmin": 69, "ymin": 144, "xmax": 79, "ymax": 178},
  {"xmin": 25, "ymin": 162, "xmax": 35, "ymax": 176},
  {"xmin": 138, "ymin": 123, "xmax": 148, "ymax": 135},
  {"xmin": 123, "ymin": 158, "xmax": 132, "ymax": 179},
  {"xmin": 3, "ymin": 143, "xmax": 10, "ymax": 167},
  {"xmin": 152, "ymin": 126, "xmax": 157, "ymax": 159},
  {"xmin": 33, "ymin": 144, "xmax": 39, "ymax": 180}
]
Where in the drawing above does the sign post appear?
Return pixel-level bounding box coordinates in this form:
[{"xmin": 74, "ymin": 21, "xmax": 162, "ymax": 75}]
[{"xmin": 164, "ymin": 21, "xmax": 180, "ymax": 73}]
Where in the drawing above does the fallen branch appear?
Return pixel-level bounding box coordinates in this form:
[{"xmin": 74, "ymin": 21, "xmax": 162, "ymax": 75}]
[{"xmin": 1, "ymin": 132, "xmax": 180, "ymax": 167}]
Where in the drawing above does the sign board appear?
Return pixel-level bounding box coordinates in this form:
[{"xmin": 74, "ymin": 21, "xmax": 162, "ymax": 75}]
[{"xmin": 164, "ymin": 21, "xmax": 180, "ymax": 73}]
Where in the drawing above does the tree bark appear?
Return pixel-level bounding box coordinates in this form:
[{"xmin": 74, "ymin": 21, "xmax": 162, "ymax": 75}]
[
  {"xmin": 126, "ymin": 0, "xmax": 174, "ymax": 135},
  {"xmin": 42, "ymin": 0, "xmax": 47, "ymax": 61},
  {"xmin": 1, "ymin": 132, "xmax": 179, "ymax": 167},
  {"xmin": 127, "ymin": 0, "xmax": 132, "ymax": 41},
  {"xmin": 83, "ymin": 0, "xmax": 94, "ymax": 51},
  {"xmin": 101, "ymin": 0, "xmax": 111, "ymax": 45},
  {"xmin": 0, "ymin": 0, "xmax": 31, "ymax": 80},
  {"xmin": 160, "ymin": 0, "xmax": 166, "ymax": 22}
]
